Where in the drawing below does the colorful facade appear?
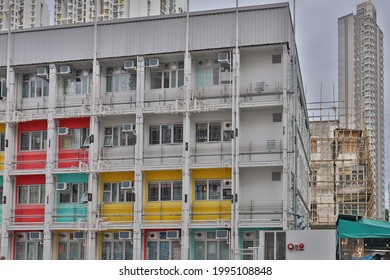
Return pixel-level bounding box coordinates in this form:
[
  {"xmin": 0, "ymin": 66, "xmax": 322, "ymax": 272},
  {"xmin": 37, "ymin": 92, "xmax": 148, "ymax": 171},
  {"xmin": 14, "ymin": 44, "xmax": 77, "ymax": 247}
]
[{"xmin": 0, "ymin": 3, "xmax": 310, "ymax": 260}]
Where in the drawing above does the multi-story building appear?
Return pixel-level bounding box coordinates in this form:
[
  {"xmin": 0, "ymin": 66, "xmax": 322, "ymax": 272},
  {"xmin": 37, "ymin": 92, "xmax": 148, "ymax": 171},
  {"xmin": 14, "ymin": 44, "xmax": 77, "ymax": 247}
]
[
  {"xmin": 0, "ymin": 0, "xmax": 49, "ymax": 30},
  {"xmin": 0, "ymin": 3, "xmax": 310, "ymax": 260},
  {"xmin": 55, "ymin": 0, "xmax": 186, "ymax": 25},
  {"xmin": 310, "ymin": 118, "xmax": 376, "ymax": 228},
  {"xmin": 338, "ymin": 1, "xmax": 385, "ymax": 219}
]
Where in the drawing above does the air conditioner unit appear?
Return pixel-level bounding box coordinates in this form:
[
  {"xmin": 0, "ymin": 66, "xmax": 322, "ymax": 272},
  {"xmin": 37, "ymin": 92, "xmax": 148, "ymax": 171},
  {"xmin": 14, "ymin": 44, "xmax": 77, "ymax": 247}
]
[
  {"xmin": 149, "ymin": 58, "xmax": 160, "ymax": 67},
  {"xmin": 223, "ymin": 122, "xmax": 232, "ymax": 131},
  {"xmin": 58, "ymin": 127, "xmax": 70, "ymax": 135},
  {"xmin": 122, "ymin": 123, "xmax": 134, "ymax": 132},
  {"xmin": 37, "ymin": 67, "xmax": 48, "ymax": 77},
  {"xmin": 73, "ymin": 232, "xmax": 85, "ymax": 240},
  {"xmin": 166, "ymin": 230, "xmax": 180, "ymax": 239},
  {"xmin": 223, "ymin": 179, "xmax": 232, "ymax": 186},
  {"xmin": 121, "ymin": 181, "xmax": 133, "ymax": 190},
  {"xmin": 217, "ymin": 53, "xmax": 229, "ymax": 63},
  {"xmin": 59, "ymin": 233, "xmax": 70, "ymax": 241},
  {"xmin": 59, "ymin": 65, "xmax": 71, "ymax": 74},
  {"xmin": 148, "ymin": 232, "xmax": 158, "ymax": 240},
  {"xmin": 123, "ymin": 60, "xmax": 135, "ymax": 70},
  {"xmin": 56, "ymin": 182, "xmax": 69, "ymax": 191},
  {"xmin": 216, "ymin": 230, "xmax": 229, "ymax": 239},
  {"xmin": 118, "ymin": 231, "xmax": 133, "ymax": 240},
  {"xmin": 256, "ymin": 81, "xmax": 265, "ymax": 93},
  {"xmin": 29, "ymin": 232, "xmax": 43, "ymax": 240}
]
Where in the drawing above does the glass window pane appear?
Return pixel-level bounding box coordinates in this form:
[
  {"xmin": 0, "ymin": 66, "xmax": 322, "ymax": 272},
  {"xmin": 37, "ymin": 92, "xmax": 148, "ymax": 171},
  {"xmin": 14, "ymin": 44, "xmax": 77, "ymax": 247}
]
[
  {"xmin": 59, "ymin": 189, "xmax": 71, "ymax": 203},
  {"xmin": 73, "ymin": 129, "xmax": 81, "ymax": 149},
  {"xmin": 207, "ymin": 241, "xmax": 218, "ymax": 260},
  {"xmin": 147, "ymin": 241, "xmax": 158, "ymax": 260},
  {"xmin": 173, "ymin": 124, "xmax": 183, "ymax": 143},
  {"xmin": 171, "ymin": 70, "xmax": 177, "ymax": 88},
  {"xmin": 18, "ymin": 186, "xmax": 28, "ymax": 204},
  {"xmin": 113, "ymin": 127, "xmax": 120, "ymax": 146},
  {"xmin": 36, "ymin": 80, "xmax": 42, "ymax": 97},
  {"xmin": 159, "ymin": 241, "xmax": 170, "ymax": 260},
  {"xmin": 40, "ymin": 185, "xmax": 45, "ymax": 204},
  {"xmin": 161, "ymin": 124, "xmax": 172, "ymax": 144},
  {"xmin": 209, "ymin": 123, "xmax": 221, "ymax": 142},
  {"xmin": 148, "ymin": 182, "xmax": 159, "ymax": 201},
  {"xmin": 219, "ymin": 241, "xmax": 230, "ymax": 260},
  {"xmin": 208, "ymin": 180, "xmax": 221, "ymax": 200},
  {"xmin": 31, "ymin": 132, "xmax": 42, "ymax": 150},
  {"xmin": 276, "ymin": 232, "xmax": 286, "ymax": 260},
  {"xmin": 102, "ymin": 242, "xmax": 111, "ymax": 260},
  {"xmin": 178, "ymin": 70, "xmax": 184, "ymax": 87},
  {"xmin": 69, "ymin": 242, "xmax": 80, "ymax": 260},
  {"xmin": 113, "ymin": 241, "xmax": 123, "ymax": 260},
  {"xmin": 149, "ymin": 126, "xmax": 160, "ymax": 145},
  {"xmin": 194, "ymin": 241, "xmax": 205, "ymax": 260},
  {"xmin": 195, "ymin": 181, "xmax": 207, "ymax": 200},
  {"xmin": 27, "ymin": 242, "xmax": 38, "ymax": 260},
  {"xmin": 129, "ymin": 74, "xmax": 136, "ymax": 90},
  {"xmin": 160, "ymin": 182, "xmax": 171, "ymax": 201},
  {"xmin": 61, "ymin": 136, "xmax": 73, "ymax": 149},
  {"xmin": 58, "ymin": 242, "xmax": 67, "ymax": 260},
  {"xmin": 30, "ymin": 81, "xmax": 36, "ymax": 98},
  {"xmin": 106, "ymin": 75, "xmax": 112, "ymax": 92},
  {"xmin": 125, "ymin": 242, "xmax": 133, "ymax": 260},
  {"xmin": 28, "ymin": 186, "xmax": 38, "ymax": 203},
  {"xmin": 64, "ymin": 79, "xmax": 75, "ymax": 95},
  {"xmin": 264, "ymin": 232, "xmax": 275, "ymax": 260},
  {"xmin": 112, "ymin": 183, "xmax": 118, "ymax": 202},
  {"xmin": 196, "ymin": 123, "xmax": 208, "ymax": 142},
  {"xmin": 213, "ymin": 67, "xmax": 220, "ymax": 85},
  {"xmin": 21, "ymin": 133, "xmax": 30, "ymax": 150},
  {"xmin": 151, "ymin": 72, "xmax": 162, "ymax": 89},
  {"xmin": 22, "ymin": 81, "xmax": 29, "ymax": 98},
  {"xmin": 76, "ymin": 78, "xmax": 81, "ymax": 94},
  {"xmin": 163, "ymin": 71, "xmax": 170, "ymax": 89},
  {"xmin": 16, "ymin": 242, "xmax": 26, "ymax": 260},
  {"xmin": 172, "ymin": 181, "xmax": 182, "ymax": 201}
]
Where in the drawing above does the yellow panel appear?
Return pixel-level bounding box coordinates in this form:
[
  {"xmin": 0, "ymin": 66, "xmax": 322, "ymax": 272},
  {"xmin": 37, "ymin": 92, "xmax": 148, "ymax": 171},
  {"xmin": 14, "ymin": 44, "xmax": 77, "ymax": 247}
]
[
  {"xmin": 192, "ymin": 200, "xmax": 231, "ymax": 221},
  {"xmin": 0, "ymin": 123, "xmax": 5, "ymax": 132},
  {"xmin": 191, "ymin": 168, "xmax": 232, "ymax": 221},
  {"xmin": 144, "ymin": 170, "xmax": 182, "ymax": 181},
  {"xmin": 144, "ymin": 201, "xmax": 182, "ymax": 221},
  {"xmin": 100, "ymin": 203, "xmax": 134, "ymax": 222}
]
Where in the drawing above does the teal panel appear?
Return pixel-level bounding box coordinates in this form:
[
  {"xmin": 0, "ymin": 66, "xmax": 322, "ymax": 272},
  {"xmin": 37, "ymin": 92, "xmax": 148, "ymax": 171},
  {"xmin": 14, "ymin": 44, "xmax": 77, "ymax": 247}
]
[
  {"xmin": 57, "ymin": 173, "xmax": 88, "ymax": 183},
  {"xmin": 0, "ymin": 176, "xmax": 3, "ymax": 186},
  {"xmin": 55, "ymin": 204, "xmax": 87, "ymax": 223}
]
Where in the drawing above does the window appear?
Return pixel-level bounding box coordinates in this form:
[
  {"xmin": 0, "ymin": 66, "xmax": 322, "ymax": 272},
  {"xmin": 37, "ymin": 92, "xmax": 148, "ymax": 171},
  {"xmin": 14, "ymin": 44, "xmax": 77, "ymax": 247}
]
[
  {"xmin": 58, "ymin": 233, "xmax": 84, "ymax": 260},
  {"xmin": 272, "ymin": 55, "xmax": 282, "ymax": 64},
  {"xmin": 102, "ymin": 182, "xmax": 134, "ymax": 203},
  {"xmin": 22, "ymin": 74, "xmax": 49, "ymax": 98},
  {"xmin": 146, "ymin": 231, "xmax": 181, "ymax": 260},
  {"xmin": 151, "ymin": 62, "xmax": 184, "ymax": 89},
  {"xmin": 196, "ymin": 60, "xmax": 232, "ymax": 86},
  {"xmin": 0, "ymin": 187, "xmax": 3, "ymax": 205},
  {"xmin": 195, "ymin": 180, "xmax": 231, "ymax": 201},
  {"xmin": 264, "ymin": 231, "xmax": 286, "ymax": 260},
  {"xmin": 149, "ymin": 124, "xmax": 183, "ymax": 145},
  {"xmin": 59, "ymin": 183, "xmax": 86, "ymax": 203},
  {"xmin": 147, "ymin": 181, "xmax": 182, "ymax": 202},
  {"xmin": 0, "ymin": 133, "xmax": 5, "ymax": 151},
  {"xmin": 194, "ymin": 231, "xmax": 229, "ymax": 260},
  {"xmin": 60, "ymin": 128, "xmax": 90, "ymax": 149},
  {"xmin": 16, "ymin": 240, "xmax": 43, "ymax": 260},
  {"xmin": 104, "ymin": 126, "xmax": 136, "ymax": 147},
  {"xmin": 64, "ymin": 69, "xmax": 92, "ymax": 95},
  {"xmin": 102, "ymin": 232, "xmax": 133, "ymax": 260},
  {"xmin": 196, "ymin": 122, "xmax": 231, "ymax": 143},
  {"xmin": 20, "ymin": 131, "xmax": 47, "ymax": 151},
  {"xmin": 18, "ymin": 185, "xmax": 45, "ymax": 204},
  {"xmin": 106, "ymin": 68, "xmax": 136, "ymax": 93}
]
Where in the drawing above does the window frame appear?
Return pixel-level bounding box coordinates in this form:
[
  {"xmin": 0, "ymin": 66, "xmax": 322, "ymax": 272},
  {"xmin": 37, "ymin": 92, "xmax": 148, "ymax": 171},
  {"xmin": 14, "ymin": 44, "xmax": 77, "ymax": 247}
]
[
  {"xmin": 58, "ymin": 183, "xmax": 86, "ymax": 204},
  {"xmin": 150, "ymin": 62, "xmax": 184, "ymax": 90},
  {"xmin": 64, "ymin": 69, "xmax": 92, "ymax": 95},
  {"xmin": 102, "ymin": 182, "xmax": 134, "ymax": 203},
  {"xmin": 60, "ymin": 128, "xmax": 89, "ymax": 150},
  {"xmin": 147, "ymin": 181, "xmax": 182, "ymax": 202},
  {"xmin": 196, "ymin": 122, "xmax": 231, "ymax": 143},
  {"xmin": 104, "ymin": 126, "xmax": 136, "ymax": 147},
  {"xmin": 149, "ymin": 123, "xmax": 183, "ymax": 145},
  {"xmin": 20, "ymin": 131, "xmax": 47, "ymax": 151},
  {"xmin": 102, "ymin": 233, "xmax": 133, "ymax": 260},
  {"xmin": 17, "ymin": 184, "xmax": 45, "ymax": 204},
  {"xmin": 194, "ymin": 180, "xmax": 231, "ymax": 201},
  {"xmin": 0, "ymin": 133, "xmax": 5, "ymax": 151},
  {"xmin": 106, "ymin": 68, "xmax": 137, "ymax": 93},
  {"xmin": 22, "ymin": 74, "xmax": 49, "ymax": 98}
]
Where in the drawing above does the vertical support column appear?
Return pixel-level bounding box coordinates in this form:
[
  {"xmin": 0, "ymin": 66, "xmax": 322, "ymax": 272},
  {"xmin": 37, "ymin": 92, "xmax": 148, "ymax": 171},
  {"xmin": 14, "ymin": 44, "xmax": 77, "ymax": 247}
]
[
  {"xmin": 282, "ymin": 44, "xmax": 289, "ymax": 230},
  {"xmin": 86, "ymin": 60, "xmax": 100, "ymax": 260},
  {"xmin": 0, "ymin": 67, "xmax": 16, "ymax": 259},
  {"xmin": 43, "ymin": 64, "xmax": 58, "ymax": 260},
  {"xmin": 232, "ymin": 49, "xmax": 240, "ymax": 260},
  {"xmin": 181, "ymin": 52, "xmax": 192, "ymax": 260},
  {"xmin": 133, "ymin": 56, "xmax": 145, "ymax": 260}
]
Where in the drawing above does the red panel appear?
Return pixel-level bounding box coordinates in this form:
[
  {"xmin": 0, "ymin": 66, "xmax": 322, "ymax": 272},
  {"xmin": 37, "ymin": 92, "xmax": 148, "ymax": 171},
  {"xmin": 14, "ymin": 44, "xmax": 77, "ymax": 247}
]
[
  {"xmin": 17, "ymin": 121, "xmax": 47, "ymax": 170},
  {"xmin": 58, "ymin": 117, "xmax": 90, "ymax": 128},
  {"xmin": 18, "ymin": 120, "xmax": 47, "ymax": 132},
  {"xmin": 57, "ymin": 150, "xmax": 89, "ymax": 169},
  {"xmin": 16, "ymin": 152, "xmax": 46, "ymax": 169},
  {"xmin": 14, "ymin": 175, "xmax": 45, "ymax": 224}
]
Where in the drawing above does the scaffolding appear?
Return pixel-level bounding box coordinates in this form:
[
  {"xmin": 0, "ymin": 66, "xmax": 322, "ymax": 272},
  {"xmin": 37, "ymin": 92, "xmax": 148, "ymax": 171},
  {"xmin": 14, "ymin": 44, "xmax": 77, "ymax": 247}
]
[{"xmin": 309, "ymin": 101, "xmax": 376, "ymax": 229}]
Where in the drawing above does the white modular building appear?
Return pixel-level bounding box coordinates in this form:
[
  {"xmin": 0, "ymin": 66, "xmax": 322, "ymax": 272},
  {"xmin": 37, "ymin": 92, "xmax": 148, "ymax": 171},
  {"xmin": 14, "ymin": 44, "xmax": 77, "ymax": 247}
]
[{"xmin": 0, "ymin": 3, "xmax": 310, "ymax": 260}]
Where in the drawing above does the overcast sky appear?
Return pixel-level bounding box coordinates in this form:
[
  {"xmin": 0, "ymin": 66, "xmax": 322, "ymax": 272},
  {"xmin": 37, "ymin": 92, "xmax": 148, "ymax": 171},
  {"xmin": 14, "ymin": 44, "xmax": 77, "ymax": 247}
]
[{"xmin": 45, "ymin": 0, "xmax": 389, "ymax": 200}]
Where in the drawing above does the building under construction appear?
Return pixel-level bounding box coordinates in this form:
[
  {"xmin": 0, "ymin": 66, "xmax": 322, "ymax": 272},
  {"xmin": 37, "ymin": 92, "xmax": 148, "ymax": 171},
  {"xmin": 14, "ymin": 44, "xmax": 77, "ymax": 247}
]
[{"xmin": 309, "ymin": 105, "xmax": 376, "ymax": 229}]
